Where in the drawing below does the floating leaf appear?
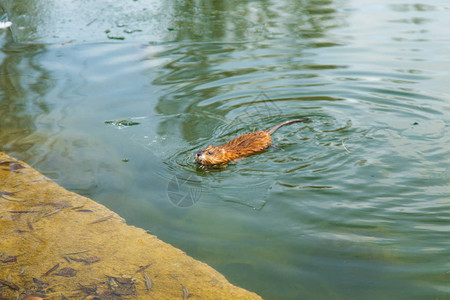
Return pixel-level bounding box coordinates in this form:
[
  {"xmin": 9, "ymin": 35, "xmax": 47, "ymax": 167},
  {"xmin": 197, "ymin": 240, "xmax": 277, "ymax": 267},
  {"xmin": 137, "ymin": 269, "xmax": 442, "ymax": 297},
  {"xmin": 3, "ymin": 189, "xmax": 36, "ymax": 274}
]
[
  {"xmin": 124, "ymin": 29, "xmax": 143, "ymax": 34},
  {"xmin": 107, "ymin": 35, "xmax": 125, "ymax": 40}
]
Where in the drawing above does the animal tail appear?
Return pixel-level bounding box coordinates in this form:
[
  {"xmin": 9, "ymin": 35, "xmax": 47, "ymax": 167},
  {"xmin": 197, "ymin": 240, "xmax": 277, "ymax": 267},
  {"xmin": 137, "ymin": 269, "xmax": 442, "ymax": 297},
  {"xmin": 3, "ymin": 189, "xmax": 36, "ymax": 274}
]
[{"xmin": 266, "ymin": 118, "xmax": 309, "ymax": 135}]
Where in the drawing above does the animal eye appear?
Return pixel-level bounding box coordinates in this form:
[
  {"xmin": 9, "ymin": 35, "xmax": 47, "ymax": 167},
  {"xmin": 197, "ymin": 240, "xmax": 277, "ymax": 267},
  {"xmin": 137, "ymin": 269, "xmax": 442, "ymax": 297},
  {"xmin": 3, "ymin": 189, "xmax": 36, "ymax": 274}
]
[{"xmin": 208, "ymin": 151, "xmax": 212, "ymax": 155}]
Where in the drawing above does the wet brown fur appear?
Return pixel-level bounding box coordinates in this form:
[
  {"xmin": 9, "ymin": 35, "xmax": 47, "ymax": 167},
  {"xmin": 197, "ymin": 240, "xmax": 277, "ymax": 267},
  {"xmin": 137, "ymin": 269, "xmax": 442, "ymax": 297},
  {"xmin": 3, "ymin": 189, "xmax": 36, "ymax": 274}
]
[{"xmin": 196, "ymin": 118, "xmax": 309, "ymax": 166}]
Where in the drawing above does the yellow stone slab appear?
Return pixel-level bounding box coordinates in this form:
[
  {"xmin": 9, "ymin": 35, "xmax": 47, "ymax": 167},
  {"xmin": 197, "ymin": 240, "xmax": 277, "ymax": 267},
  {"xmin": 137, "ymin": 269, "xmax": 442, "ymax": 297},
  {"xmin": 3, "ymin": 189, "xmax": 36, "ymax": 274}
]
[{"xmin": 0, "ymin": 152, "xmax": 262, "ymax": 299}]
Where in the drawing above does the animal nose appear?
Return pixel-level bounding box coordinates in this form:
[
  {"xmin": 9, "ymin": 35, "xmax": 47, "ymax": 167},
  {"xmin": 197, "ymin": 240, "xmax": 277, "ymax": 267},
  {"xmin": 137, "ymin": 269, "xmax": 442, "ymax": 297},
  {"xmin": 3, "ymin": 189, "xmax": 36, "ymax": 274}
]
[{"xmin": 196, "ymin": 151, "xmax": 201, "ymax": 158}]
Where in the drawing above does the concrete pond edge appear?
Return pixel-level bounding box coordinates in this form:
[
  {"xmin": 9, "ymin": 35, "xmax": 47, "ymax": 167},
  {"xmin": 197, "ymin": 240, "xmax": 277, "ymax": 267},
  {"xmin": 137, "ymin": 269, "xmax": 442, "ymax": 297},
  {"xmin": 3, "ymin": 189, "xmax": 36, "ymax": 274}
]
[{"xmin": 0, "ymin": 152, "xmax": 262, "ymax": 300}]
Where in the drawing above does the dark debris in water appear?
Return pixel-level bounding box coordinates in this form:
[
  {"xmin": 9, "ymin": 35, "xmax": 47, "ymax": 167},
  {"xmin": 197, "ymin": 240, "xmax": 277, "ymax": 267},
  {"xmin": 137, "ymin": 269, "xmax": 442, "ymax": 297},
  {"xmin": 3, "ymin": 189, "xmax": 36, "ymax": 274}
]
[
  {"xmin": 54, "ymin": 267, "xmax": 77, "ymax": 277},
  {"xmin": 104, "ymin": 118, "xmax": 140, "ymax": 127},
  {"xmin": 32, "ymin": 201, "xmax": 73, "ymax": 208},
  {"xmin": 135, "ymin": 263, "xmax": 151, "ymax": 273},
  {"xmin": 68, "ymin": 256, "xmax": 101, "ymax": 264},
  {"xmin": 98, "ymin": 290, "xmax": 123, "ymax": 300},
  {"xmin": 42, "ymin": 263, "xmax": 60, "ymax": 277},
  {"xmin": 107, "ymin": 276, "xmax": 136, "ymax": 296},
  {"xmin": 10, "ymin": 163, "xmax": 26, "ymax": 172},
  {"xmin": 0, "ymin": 160, "xmax": 26, "ymax": 172},
  {"xmin": 182, "ymin": 285, "xmax": 191, "ymax": 300},
  {"xmin": 32, "ymin": 277, "xmax": 49, "ymax": 292},
  {"xmin": 143, "ymin": 273, "xmax": 152, "ymax": 291},
  {"xmin": 107, "ymin": 35, "xmax": 125, "ymax": 40},
  {"xmin": 78, "ymin": 283, "xmax": 98, "ymax": 294},
  {"xmin": 76, "ymin": 209, "xmax": 94, "ymax": 213},
  {"xmin": 0, "ymin": 191, "xmax": 16, "ymax": 200},
  {"xmin": 1, "ymin": 255, "xmax": 17, "ymax": 263},
  {"xmin": 21, "ymin": 277, "xmax": 50, "ymax": 299},
  {"xmin": 78, "ymin": 276, "xmax": 137, "ymax": 299},
  {"xmin": 0, "ymin": 278, "xmax": 20, "ymax": 291},
  {"xmin": 89, "ymin": 214, "xmax": 114, "ymax": 225},
  {"xmin": 124, "ymin": 29, "xmax": 142, "ymax": 34}
]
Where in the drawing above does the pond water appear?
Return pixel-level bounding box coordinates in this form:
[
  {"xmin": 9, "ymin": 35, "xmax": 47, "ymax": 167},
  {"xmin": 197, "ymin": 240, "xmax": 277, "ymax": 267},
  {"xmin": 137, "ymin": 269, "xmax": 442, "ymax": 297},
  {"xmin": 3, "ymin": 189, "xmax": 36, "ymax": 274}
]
[{"xmin": 1, "ymin": 0, "xmax": 449, "ymax": 299}]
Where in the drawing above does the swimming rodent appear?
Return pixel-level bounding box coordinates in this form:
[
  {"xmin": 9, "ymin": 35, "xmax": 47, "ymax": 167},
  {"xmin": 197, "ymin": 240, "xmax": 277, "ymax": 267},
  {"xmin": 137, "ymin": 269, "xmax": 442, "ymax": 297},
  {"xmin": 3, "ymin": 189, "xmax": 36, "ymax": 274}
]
[{"xmin": 196, "ymin": 118, "xmax": 309, "ymax": 167}]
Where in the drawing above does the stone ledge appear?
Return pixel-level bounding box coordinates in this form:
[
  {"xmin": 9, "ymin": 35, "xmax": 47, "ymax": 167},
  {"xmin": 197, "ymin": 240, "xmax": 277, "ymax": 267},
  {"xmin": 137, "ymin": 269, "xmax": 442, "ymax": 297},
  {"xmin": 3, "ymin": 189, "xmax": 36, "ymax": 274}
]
[{"xmin": 0, "ymin": 152, "xmax": 262, "ymax": 300}]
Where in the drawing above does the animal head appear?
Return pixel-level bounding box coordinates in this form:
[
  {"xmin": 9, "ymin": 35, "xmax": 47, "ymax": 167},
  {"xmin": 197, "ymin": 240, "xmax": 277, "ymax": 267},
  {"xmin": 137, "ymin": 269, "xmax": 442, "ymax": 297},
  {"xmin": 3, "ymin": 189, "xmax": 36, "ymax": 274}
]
[{"xmin": 195, "ymin": 145, "xmax": 227, "ymax": 166}]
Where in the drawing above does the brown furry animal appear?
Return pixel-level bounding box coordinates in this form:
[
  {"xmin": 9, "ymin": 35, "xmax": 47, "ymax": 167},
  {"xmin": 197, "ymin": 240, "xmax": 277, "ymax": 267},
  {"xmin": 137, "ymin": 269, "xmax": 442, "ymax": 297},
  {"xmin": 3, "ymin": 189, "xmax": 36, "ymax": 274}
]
[{"xmin": 196, "ymin": 118, "xmax": 309, "ymax": 167}]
